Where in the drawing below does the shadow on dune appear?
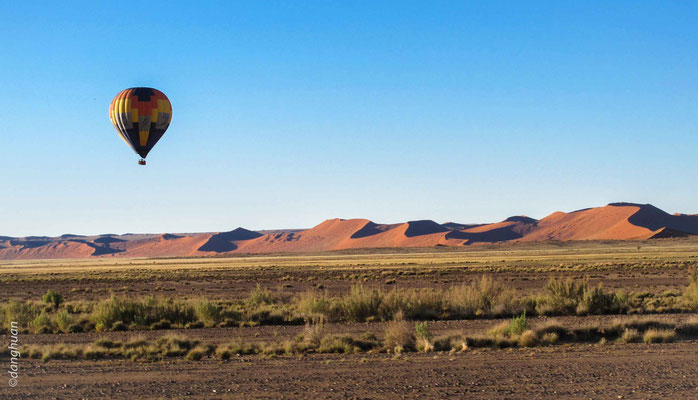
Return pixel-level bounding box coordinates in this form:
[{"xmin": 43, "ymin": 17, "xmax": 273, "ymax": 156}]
[
  {"xmin": 617, "ymin": 203, "xmax": 698, "ymax": 235},
  {"xmin": 446, "ymin": 226, "xmax": 525, "ymax": 243},
  {"xmin": 9, "ymin": 240, "xmax": 51, "ymax": 249},
  {"xmin": 404, "ymin": 220, "xmax": 450, "ymax": 237},
  {"xmin": 87, "ymin": 243, "xmax": 124, "ymax": 256},
  {"xmin": 441, "ymin": 222, "xmax": 482, "ymax": 230},
  {"xmin": 94, "ymin": 236, "xmax": 126, "ymax": 245},
  {"xmin": 198, "ymin": 228, "xmax": 262, "ymax": 252},
  {"xmin": 351, "ymin": 222, "xmax": 399, "ymax": 239},
  {"xmin": 503, "ymin": 216, "xmax": 538, "ymax": 224}
]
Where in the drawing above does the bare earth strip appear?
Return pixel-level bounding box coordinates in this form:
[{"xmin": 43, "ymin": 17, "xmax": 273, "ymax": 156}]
[{"xmin": 1, "ymin": 343, "xmax": 697, "ymax": 399}]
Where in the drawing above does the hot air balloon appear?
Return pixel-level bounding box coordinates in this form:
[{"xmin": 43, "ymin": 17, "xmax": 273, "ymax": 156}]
[{"xmin": 108, "ymin": 87, "xmax": 172, "ymax": 165}]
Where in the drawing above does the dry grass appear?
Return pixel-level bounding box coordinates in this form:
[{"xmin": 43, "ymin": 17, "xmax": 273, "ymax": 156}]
[
  {"xmin": 518, "ymin": 330, "xmax": 538, "ymax": 347},
  {"xmin": 383, "ymin": 313, "xmax": 415, "ymax": 353},
  {"xmin": 619, "ymin": 328, "xmax": 642, "ymax": 343},
  {"xmin": 21, "ymin": 314, "xmax": 698, "ymax": 363},
  {"xmin": 642, "ymin": 329, "xmax": 676, "ymax": 344},
  {"xmin": 684, "ymin": 268, "xmax": 698, "ymax": 309}
]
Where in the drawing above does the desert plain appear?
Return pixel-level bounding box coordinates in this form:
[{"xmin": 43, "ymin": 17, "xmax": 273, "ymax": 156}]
[{"xmin": 1, "ymin": 236, "xmax": 698, "ymax": 399}]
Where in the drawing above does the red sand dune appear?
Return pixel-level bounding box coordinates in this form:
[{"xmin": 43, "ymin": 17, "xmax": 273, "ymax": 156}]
[
  {"xmin": 1, "ymin": 202, "xmax": 697, "ymax": 260},
  {"xmin": 0, "ymin": 240, "xmax": 96, "ymax": 259}
]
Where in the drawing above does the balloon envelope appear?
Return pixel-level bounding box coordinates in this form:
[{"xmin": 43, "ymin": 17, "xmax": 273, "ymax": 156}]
[{"xmin": 109, "ymin": 87, "xmax": 172, "ymax": 160}]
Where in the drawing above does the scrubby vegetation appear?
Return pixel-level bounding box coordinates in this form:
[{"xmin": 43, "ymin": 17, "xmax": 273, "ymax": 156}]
[
  {"xmin": 2, "ymin": 271, "xmax": 698, "ymax": 335},
  {"xmin": 684, "ymin": 268, "xmax": 698, "ymax": 309},
  {"xmin": 22, "ymin": 315, "xmax": 698, "ymax": 363}
]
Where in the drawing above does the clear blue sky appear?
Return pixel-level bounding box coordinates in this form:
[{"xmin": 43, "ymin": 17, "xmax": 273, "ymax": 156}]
[{"xmin": 1, "ymin": 1, "xmax": 696, "ymax": 236}]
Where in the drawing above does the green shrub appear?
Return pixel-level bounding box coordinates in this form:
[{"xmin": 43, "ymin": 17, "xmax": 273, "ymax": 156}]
[
  {"xmin": 42, "ymin": 290, "xmax": 64, "ymax": 309},
  {"xmin": 578, "ymin": 285, "xmax": 617, "ymax": 315},
  {"xmin": 540, "ymin": 278, "xmax": 586, "ymax": 315},
  {"xmin": 415, "ymin": 321, "xmax": 434, "ymax": 352},
  {"xmin": 218, "ymin": 341, "xmax": 259, "ymax": 357},
  {"xmin": 507, "ymin": 311, "xmax": 528, "ymax": 336},
  {"xmin": 247, "ymin": 286, "xmax": 276, "ymax": 306},
  {"xmin": 194, "ymin": 300, "xmax": 221, "ymax": 327},
  {"xmin": 539, "ymin": 278, "xmax": 623, "ymax": 315},
  {"xmin": 91, "ymin": 296, "xmax": 196, "ymax": 331},
  {"xmin": 318, "ymin": 335, "xmax": 358, "ymax": 354},
  {"xmin": 296, "ymin": 291, "xmax": 339, "ymax": 321},
  {"xmin": 2, "ymin": 301, "xmax": 42, "ymax": 330},
  {"xmin": 488, "ymin": 312, "xmax": 528, "ymax": 338},
  {"xmin": 341, "ymin": 285, "xmax": 383, "ymax": 322},
  {"xmin": 54, "ymin": 310, "xmax": 73, "ymax": 333},
  {"xmin": 31, "ymin": 312, "xmax": 54, "ymax": 333},
  {"xmin": 684, "ymin": 268, "xmax": 698, "ymax": 309}
]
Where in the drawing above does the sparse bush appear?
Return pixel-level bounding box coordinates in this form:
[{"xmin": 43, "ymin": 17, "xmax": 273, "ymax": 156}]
[
  {"xmin": 678, "ymin": 316, "xmax": 698, "ymax": 335},
  {"xmin": 194, "ymin": 300, "xmax": 221, "ymax": 327},
  {"xmin": 539, "ymin": 278, "xmax": 623, "ymax": 315},
  {"xmin": 488, "ymin": 312, "xmax": 529, "ymax": 342},
  {"xmin": 302, "ymin": 317, "xmax": 326, "ymax": 346},
  {"xmin": 508, "ymin": 311, "xmax": 528, "ymax": 336},
  {"xmin": 609, "ymin": 317, "xmax": 671, "ymax": 334},
  {"xmin": 540, "ymin": 332, "xmax": 559, "ymax": 345},
  {"xmin": 247, "ymin": 286, "xmax": 277, "ymax": 306},
  {"xmin": 84, "ymin": 345, "xmax": 107, "ymax": 359},
  {"xmin": 684, "ymin": 268, "xmax": 698, "ymax": 309},
  {"xmin": 620, "ymin": 328, "xmax": 641, "ymax": 343},
  {"xmin": 95, "ymin": 338, "xmax": 122, "ymax": 349},
  {"xmin": 539, "ymin": 278, "xmax": 586, "ymax": 315},
  {"xmin": 318, "ymin": 335, "xmax": 359, "ymax": 354},
  {"xmin": 643, "ymin": 329, "xmax": 676, "ymax": 343},
  {"xmin": 296, "ymin": 291, "xmax": 340, "ymax": 321},
  {"xmin": 150, "ymin": 319, "xmax": 171, "ymax": 330},
  {"xmin": 91, "ymin": 296, "xmax": 196, "ymax": 331},
  {"xmin": 341, "ymin": 285, "xmax": 383, "ymax": 322},
  {"xmin": 42, "ymin": 290, "xmax": 64, "ymax": 309},
  {"xmin": 415, "ymin": 321, "xmax": 434, "ymax": 352},
  {"xmin": 185, "ymin": 346, "xmax": 207, "ymax": 361},
  {"xmin": 31, "ymin": 312, "xmax": 54, "ymax": 333},
  {"xmin": 384, "ymin": 313, "xmax": 415, "ymax": 352},
  {"xmin": 2, "ymin": 301, "xmax": 42, "ymax": 330},
  {"xmin": 54, "ymin": 309, "xmax": 73, "ymax": 333},
  {"xmin": 578, "ymin": 284, "xmax": 617, "ymax": 315},
  {"xmin": 111, "ymin": 321, "xmax": 127, "ymax": 331},
  {"xmin": 518, "ymin": 330, "xmax": 538, "ymax": 347},
  {"xmin": 534, "ymin": 319, "xmax": 568, "ymax": 338},
  {"xmin": 448, "ymin": 275, "xmax": 517, "ymax": 317},
  {"xmin": 218, "ymin": 341, "xmax": 259, "ymax": 358},
  {"xmin": 404, "ymin": 290, "xmax": 444, "ymax": 320}
]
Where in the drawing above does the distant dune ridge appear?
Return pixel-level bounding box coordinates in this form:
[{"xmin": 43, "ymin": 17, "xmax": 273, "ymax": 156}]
[{"xmin": 2, "ymin": 202, "xmax": 697, "ymax": 260}]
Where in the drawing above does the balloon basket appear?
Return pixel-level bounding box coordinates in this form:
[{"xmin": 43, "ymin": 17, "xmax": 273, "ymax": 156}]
[{"xmin": 138, "ymin": 159, "xmax": 146, "ymax": 166}]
